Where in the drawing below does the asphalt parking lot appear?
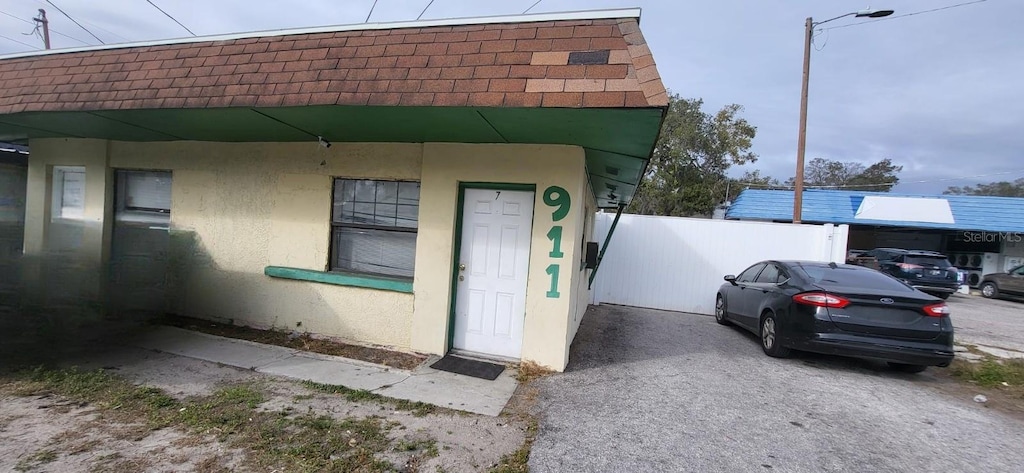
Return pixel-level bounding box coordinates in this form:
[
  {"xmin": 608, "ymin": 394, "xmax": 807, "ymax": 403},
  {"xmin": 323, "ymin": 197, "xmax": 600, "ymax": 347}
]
[
  {"xmin": 529, "ymin": 304, "xmax": 1024, "ymax": 473},
  {"xmin": 947, "ymin": 293, "xmax": 1024, "ymax": 352}
]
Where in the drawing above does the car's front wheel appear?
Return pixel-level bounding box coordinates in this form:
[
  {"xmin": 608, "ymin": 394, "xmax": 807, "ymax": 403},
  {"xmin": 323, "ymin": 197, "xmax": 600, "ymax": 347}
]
[
  {"xmin": 715, "ymin": 295, "xmax": 730, "ymax": 326},
  {"xmin": 888, "ymin": 362, "xmax": 927, "ymax": 374},
  {"xmin": 981, "ymin": 282, "xmax": 999, "ymax": 299},
  {"xmin": 760, "ymin": 312, "xmax": 791, "ymax": 358}
]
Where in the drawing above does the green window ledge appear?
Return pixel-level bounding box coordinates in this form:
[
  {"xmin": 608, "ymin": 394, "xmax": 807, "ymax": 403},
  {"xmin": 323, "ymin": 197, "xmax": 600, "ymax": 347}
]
[{"xmin": 264, "ymin": 266, "xmax": 413, "ymax": 294}]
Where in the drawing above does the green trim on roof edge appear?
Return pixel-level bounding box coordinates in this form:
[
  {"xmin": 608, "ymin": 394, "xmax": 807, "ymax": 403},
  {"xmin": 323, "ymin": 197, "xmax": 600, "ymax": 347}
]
[{"xmin": 0, "ymin": 105, "xmax": 664, "ymax": 207}]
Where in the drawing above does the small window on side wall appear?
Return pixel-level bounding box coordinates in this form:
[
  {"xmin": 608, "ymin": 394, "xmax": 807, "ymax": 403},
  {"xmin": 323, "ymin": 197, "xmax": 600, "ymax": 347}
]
[
  {"xmin": 330, "ymin": 179, "xmax": 420, "ymax": 279},
  {"xmin": 51, "ymin": 166, "xmax": 86, "ymax": 220},
  {"xmin": 115, "ymin": 170, "xmax": 172, "ymax": 224}
]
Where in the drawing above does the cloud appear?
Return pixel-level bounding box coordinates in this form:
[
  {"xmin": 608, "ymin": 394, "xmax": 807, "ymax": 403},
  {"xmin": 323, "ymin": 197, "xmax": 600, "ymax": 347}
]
[{"xmin": 0, "ymin": 0, "xmax": 1020, "ymax": 194}]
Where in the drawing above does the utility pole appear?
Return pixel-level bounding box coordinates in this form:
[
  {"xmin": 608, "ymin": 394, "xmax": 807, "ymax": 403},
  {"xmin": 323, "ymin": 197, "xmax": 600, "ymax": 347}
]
[
  {"xmin": 793, "ymin": 16, "xmax": 812, "ymax": 224},
  {"xmin": 34, "ymin": 9, "xmax": 51, "ymax": 50}
]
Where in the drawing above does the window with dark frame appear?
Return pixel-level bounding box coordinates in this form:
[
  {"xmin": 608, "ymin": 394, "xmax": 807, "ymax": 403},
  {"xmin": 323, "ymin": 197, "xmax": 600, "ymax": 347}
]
[
  {"xmin": 330, "ymin": 179, "xmax": 420, "ymax": 279},
  {"xmin": 121, "ymin": 170, "xmax": 172, "ymax": 214}
]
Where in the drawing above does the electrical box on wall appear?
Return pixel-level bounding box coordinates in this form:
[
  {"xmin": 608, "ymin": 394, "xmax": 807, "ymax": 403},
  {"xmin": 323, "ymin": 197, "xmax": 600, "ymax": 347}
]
[{"xmin": 584, "ymin": 242, "xmax": 599, "ymax": 269}]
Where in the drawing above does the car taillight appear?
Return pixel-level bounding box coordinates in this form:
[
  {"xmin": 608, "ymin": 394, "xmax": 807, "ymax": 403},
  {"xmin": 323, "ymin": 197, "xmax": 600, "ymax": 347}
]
[
  {"xmin": 923, "ymin": 302, "xmax": 950, "ymax": 317},
  {"xmin": 793, "ymin": 292, "xmax": 850, "ymax": 308},
  {"xmin": 897, "ymin": 263, "xmax": 923, "ymax": 271}
]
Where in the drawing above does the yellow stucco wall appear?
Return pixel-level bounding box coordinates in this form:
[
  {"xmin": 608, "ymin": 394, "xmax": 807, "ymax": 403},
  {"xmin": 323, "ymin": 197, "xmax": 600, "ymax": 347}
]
[
  {"xmin": 24, "ymin": 138, "xmax": 112, "ymax": 265},
  {"xmin": 569, "ymin": 180, "xmax": 599, "ymax": 347},
  {"xmin": 413, "ymin": 143, "xmax": 587, "ymax": 370},
  {"xmin": 26, "ymin": 139, "xmax": 420, "ymax": 348},
  {"xmin": 24, "ymin": 138, "xmax": 590, "ymax": 369}
]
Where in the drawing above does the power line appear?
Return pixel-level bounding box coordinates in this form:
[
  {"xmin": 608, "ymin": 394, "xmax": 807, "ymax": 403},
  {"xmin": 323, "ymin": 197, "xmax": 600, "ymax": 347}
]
[
  {"xmin": 523, "ymin": 0, "xmax": 543, "ymax": 14},
  {"xmin": 30, "ymin": 0, "xmax": 129, "ymax": 42},
  {"xmin": 416, "ymin": 0, "xmax": 435, "ymax": 20},
  {"xmin": 44, "ymin": 0, "xmax": 105, "ymax": 44},
  {"xmin": 144, "ymin": 0, "xmax": 195, "ymax": 36},
  {"xmin": 365, "ymin": 0, "xmax": 379, "ymax": 23},
  {"xmin": 0, "ymin": 9, "xmax": 90, "ymax": 45},
  {"xmin": 736, "ymin": 168, "xmax": 1024, "ymax": 190},
  {"xmin": 825, "ymin": 0, "xmax": 988, "ymax": 31},
  {"xmin": 0, "ymin": 33, "xmax": 41, "ymax": 49}
]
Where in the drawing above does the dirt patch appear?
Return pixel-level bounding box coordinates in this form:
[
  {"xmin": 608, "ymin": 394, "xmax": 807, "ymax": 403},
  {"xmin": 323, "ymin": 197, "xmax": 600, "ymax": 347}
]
[
  {"xmin": 0, "ymin": 395, "xmax": 245, "ymax": 473},
  {"xmin": 0, "ymin": 348, "xmax": 525, "ymax": 472},
  {"xmin": 159, "ymin": 315, "xmax": 426, "ymax": 371},
  {"xmin": 486, "ymin": 372, "xmax": 545, "ymax": 473},
  {"xmin": 926, "ymin": 359, "xmax": 1024, "ymax": 422}
]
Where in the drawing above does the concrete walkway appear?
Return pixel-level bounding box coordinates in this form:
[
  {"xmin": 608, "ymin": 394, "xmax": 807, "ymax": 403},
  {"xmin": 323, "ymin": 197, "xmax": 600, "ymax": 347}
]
[{"xmin": 129, "ymin": 326, "xmax": 517, "ymax": 416}]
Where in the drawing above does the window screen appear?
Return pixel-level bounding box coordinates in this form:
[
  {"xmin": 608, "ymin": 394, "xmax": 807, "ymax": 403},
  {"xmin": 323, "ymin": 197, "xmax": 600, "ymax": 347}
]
[
  {"xmin": 331, "ymin": 179, "xmax": 419, "ymax": 279},
  {"xmin": 52, "ymin": 166, "xmax": 86, "ymax": 219},
  {"xmin": 123, "ymin": 171, "xmax": 172, "ymax": 212}
]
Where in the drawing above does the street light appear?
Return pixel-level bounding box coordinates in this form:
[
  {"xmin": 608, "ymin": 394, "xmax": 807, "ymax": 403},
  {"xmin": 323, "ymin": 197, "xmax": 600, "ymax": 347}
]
[{"xmin": 792, "ymin": 8, "xmax": 894, "ymax": 223}]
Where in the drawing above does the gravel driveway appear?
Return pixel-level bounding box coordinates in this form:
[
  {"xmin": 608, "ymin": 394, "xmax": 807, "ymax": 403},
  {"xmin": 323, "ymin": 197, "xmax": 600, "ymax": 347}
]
[
  {"xmin": 947, "ymin": 293, "xmax": 1024, "ymax": 352},
  {"xmin": 529, "ymin": 304, "xmax": 1024, "ymax": 473}
]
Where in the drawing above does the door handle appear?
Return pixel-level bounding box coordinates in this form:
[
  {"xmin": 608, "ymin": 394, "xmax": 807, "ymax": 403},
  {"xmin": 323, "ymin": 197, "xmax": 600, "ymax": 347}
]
[{"xmin": 459, "ymin": 264, "xmax": 466, "ymax": 271}]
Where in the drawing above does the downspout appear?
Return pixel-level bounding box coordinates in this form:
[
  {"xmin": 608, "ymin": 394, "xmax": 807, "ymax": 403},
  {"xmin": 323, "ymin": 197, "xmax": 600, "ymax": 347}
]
[{"xmin": 588, "ymin": 203, "xmax": 625, "ymax": 289}]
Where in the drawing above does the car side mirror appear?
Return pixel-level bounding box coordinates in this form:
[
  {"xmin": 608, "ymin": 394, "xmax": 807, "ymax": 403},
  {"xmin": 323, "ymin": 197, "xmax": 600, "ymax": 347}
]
[{"xmin": 724, "ymin": 275, "xmax": 738, "ymax": 285}]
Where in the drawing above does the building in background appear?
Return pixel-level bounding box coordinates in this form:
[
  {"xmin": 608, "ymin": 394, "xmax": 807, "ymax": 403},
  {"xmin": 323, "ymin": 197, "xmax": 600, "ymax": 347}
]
[{"xmin": 727, "ymin": 189, "xmax": 1024, "ymax": 287}]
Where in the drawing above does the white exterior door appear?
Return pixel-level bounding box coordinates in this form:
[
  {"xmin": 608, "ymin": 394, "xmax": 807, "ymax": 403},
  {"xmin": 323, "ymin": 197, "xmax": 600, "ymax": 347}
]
[{"xmin": 453, "ymin": 188, "xmax": 534, "ymax": 359}]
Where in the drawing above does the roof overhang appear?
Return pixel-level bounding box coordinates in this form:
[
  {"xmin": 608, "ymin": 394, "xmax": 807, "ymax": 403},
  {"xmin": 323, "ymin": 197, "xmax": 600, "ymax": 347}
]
[
  {"xmin": 0, "ymin": 105, "xmax": 661, "ymax": 208},
  {"xmin": 0, "ymin": 7, "xmax": 668, "ymax": 208}
]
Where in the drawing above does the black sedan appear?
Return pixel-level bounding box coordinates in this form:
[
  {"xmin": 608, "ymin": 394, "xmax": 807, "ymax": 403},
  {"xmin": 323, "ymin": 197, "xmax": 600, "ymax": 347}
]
[{"xmin": 715, "ymin": 260, "xmax": 954, "ymax": 373}]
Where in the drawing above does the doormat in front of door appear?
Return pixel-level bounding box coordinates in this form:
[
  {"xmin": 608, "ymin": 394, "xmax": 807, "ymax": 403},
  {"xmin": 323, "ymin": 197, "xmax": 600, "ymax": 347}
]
[{"xmin": 430, "ymin": 355, "xmax": 505, "ymax": 380}]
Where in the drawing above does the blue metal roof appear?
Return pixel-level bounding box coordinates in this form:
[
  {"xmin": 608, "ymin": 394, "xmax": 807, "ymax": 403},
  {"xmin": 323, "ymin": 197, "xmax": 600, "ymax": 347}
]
[{"xmin": 726, "ymin": 189, "xmax": 1024, "ymax": 233}]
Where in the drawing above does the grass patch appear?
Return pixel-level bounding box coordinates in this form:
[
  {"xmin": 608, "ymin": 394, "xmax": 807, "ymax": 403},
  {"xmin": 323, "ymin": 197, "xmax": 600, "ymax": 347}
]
[
  {"xmin": 488, "ymin": 419, "xmax": 537, "ymax": 473},
  {"xmin": 301, "ymin": 380, "xmax": 437, "ymax": 417},
  {"xmin": 2, "ymin": 367, "xmax": 434, "ymax": 472},
  {"xmin": 950, "ymin": 358, "xmax": 1024, "ymax": 393},
  {"xmin": 515, "ymin": 361, "xmax": 553, "ymax": 384},
  {"xmin": 394, "ymin": 438, "xmax": 439, "ymax": 458},
  {"xmin": 14, "ymin": 448, "xmax": 58, "ymax": 472}
]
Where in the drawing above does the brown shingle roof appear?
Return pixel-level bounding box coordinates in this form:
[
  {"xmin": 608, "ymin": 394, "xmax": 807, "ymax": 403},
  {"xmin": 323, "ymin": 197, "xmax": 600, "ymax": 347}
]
[{"xmin": 0, "ymin": 15, "xmax": 667, "ymax": 115}]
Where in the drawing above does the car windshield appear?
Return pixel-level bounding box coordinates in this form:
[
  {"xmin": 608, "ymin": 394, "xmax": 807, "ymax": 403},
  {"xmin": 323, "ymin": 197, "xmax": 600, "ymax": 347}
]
[
  {"xmin": 904, "ymin": 256, "xmax": 952, "ymax": 268},
  {"xmin": 796, "ymin": 264, "xmax": 911, "ymax": 291}
]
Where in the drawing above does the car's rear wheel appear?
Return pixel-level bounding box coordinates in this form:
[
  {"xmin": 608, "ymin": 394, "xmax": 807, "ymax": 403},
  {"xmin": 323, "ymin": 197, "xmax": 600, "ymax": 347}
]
[
  {"xmin": 760, "ymin": 312, "xmax": 791, "ymax": 358},
  {"xmin": 981, "ymin": 282, "xmax": 999, "ymax": 299},
  {"xmin": 887, "ymin": 362, "xmax": 927, "ymax": 374},
  {"xmin": 715, "ymin": 295, "xmax": 730, "ymax": 326}
]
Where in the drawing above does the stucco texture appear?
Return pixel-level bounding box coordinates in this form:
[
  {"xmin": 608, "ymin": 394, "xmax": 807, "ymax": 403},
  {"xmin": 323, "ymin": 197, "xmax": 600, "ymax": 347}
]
[
  {"xmin": 413, "ymin": 143, "xmax": 588, "ymax": 370},
  {"xmin": 25, "ymin": 138, "xmax": 592, "ymax": 369},
  {"xmin": 28, "ymin": 139, "xmax": 419, "ymax": 349}
]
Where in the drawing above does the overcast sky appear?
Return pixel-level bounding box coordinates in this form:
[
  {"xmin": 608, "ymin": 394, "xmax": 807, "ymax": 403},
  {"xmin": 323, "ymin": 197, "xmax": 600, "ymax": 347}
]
[{"xmin": 1, "ymin": 0, "xmax": 1020, "ymax": 193}]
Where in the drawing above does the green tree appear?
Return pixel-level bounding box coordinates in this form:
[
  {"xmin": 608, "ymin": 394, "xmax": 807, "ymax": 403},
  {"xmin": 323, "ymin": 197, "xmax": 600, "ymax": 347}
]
[
  {"xmin": 729, "ymin": 170, "xmax": 782, "ymax": 200},
  {"xmin": 944, "ymin": 178, "xmax": 1024, "ymax": 197},
  {"xmin": 628, "ymin": 95, "xmax": 757, "ymax": 217},
  {"xmin": 783, "ymin": 157, "xmax": 902, "ymax": 191}
]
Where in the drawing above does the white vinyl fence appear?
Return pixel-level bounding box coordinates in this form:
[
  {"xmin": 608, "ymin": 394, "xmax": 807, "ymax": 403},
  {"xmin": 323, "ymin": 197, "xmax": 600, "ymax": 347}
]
[{"xmin": 590, "ymin": 214, "xmax": 849, "ymax": 315}]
